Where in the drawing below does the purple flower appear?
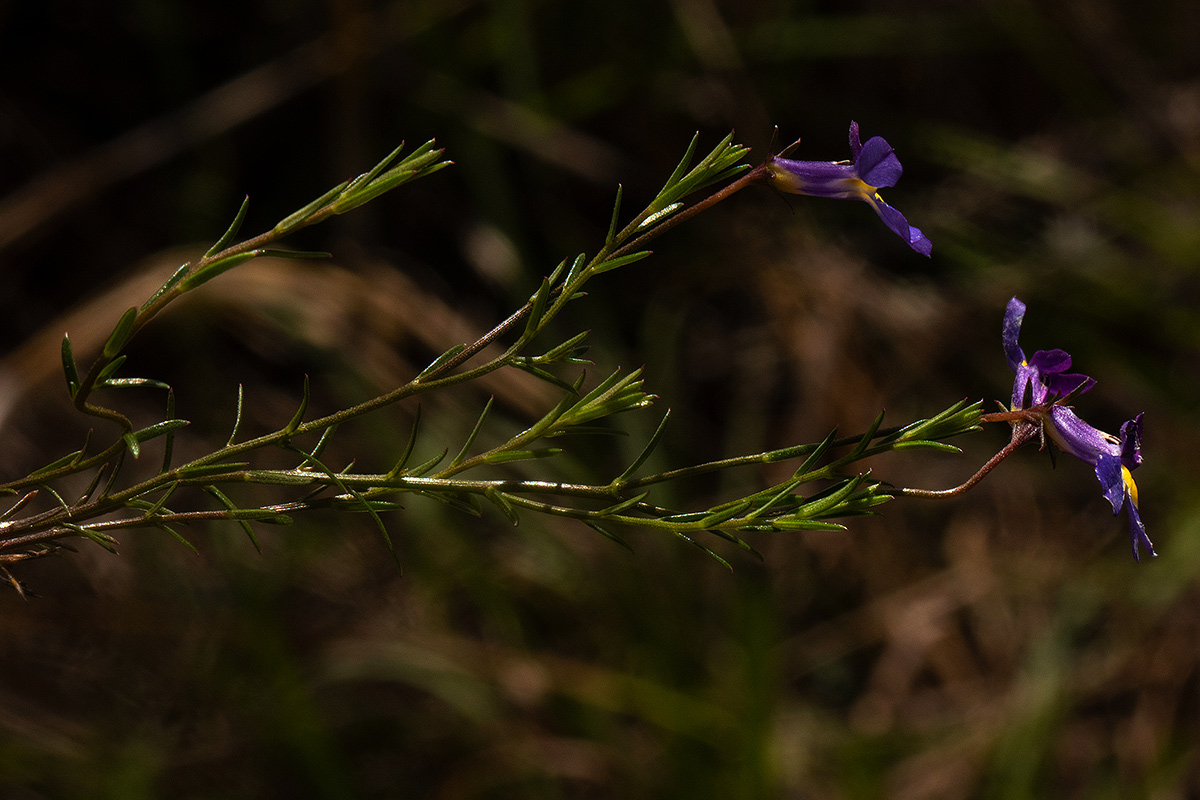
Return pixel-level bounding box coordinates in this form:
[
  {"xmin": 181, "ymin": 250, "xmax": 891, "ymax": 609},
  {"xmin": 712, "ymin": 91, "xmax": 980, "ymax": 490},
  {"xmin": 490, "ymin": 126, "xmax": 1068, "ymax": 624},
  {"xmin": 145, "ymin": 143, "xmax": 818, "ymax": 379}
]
[
  {"xmin": 1004, "ymin": 297, "xmax": 1154, "ymax": 561},
  {"xmin": 766, "ymin": 121, "xmax": 932, "ymax": 256}
]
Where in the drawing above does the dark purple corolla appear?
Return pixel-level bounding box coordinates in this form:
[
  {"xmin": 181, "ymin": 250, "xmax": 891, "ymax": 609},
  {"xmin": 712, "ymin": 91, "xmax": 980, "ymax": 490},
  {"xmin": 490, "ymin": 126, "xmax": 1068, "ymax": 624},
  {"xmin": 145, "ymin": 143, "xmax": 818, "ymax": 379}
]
[
  {"xmin": 765, "ymin": 121, "xmax": 932, "ymax": 256},
  {"xmin": 1003, "ymin": 297, "xmax": 1154, "ymax": 561}
]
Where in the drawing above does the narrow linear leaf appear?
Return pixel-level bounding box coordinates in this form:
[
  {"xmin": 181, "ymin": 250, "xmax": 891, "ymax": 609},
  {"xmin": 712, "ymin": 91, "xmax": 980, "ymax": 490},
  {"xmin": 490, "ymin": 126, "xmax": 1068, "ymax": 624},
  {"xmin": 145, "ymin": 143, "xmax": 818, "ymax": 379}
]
[
  {"xmin": 204, "ymin": 486, "xmax": 260, "ymax": 552},
  {"xmin": 595, "ymin": 492, "xmax": 650, "ymax": 517},
  {"xmin": 173, "ymin": 462, "xmax": 250, "ymax": 479},
  {"xmin": 584, "ymin": 520, "xmax": 634, "ymax": 553},
  {"xmin": 591, "ymin": 250, "xmax": 652, "ymax": 276},
  {"xmin": 615, "ymin": 410, "xmax": 671, "ymax": 483},
  {"xmin": 511, "ymin": 362, "xmax": 581, "ymax": 394},
  {"xmin": 479, "ymin": 448, "xmax": 563, "ymax": 465},
  {"xmin": 102, "ymin": 307, "xmax": 139, "ymax": 359},
  {"xmin": 562, "ymin": 253, "xmax": 588, "ymax": 287},
  {"xmin": 847, "ymin": 411, "xmax": 886, "ymax": 461},
  {"xmin": 663, "ymin": 132, "xmax": 701, "ymax": 192},
  {"xmin": 283, "ymin": 375, "xmax": 310, "ymax": 436},
  {"xmin": 534, "ymin": 331, "xmax": 591, "ymax": 364},
  {"xmin": 273, "ymin": 180, "xmax": 351, "ymax": 235},
  {"xmin": 141, "ymin": 263, "xmax": 191, "ymax": 311},
  {"xmin": 344, "ymin": 141, "xmax": 407, "ymax": 193},
  {"xmin": 484, "ymin": 487, "xmax": 520, "ymax": 527},
  {"xmin": 180, "ymin": 251, "xmax": 261, "ymax": 291},
  {"xmin": 65, "ymin": 524, "xmax": 119, "ymax": 554},
  {"xmin": 97, "ymin": 355, "xmax": 127, "ymax": 382},
  {"xmin": 635, "ymin": 203, "xmax": 682, "ymax": 231},
  {"xmin": 523, "ymin": 277, "xmax": 554, "ymax": 339},
  {"xmin": 417, "ymin": 344, "xmax": 466, "ymax": 380},
  {"xmin": 308, "ymin": 424, "xmax": 339, "ymax": 462},
  {"xmin": 61, "ymin": 334, "xmax": 80, "ymax": 398},
  {"xmin": 140, "ymin": 482, "xmax": 180, "ymax": 518},
  {"xmin": 673, "ymin": 531, "xmax": 733, "ymax": 571},
  {"xmin": 153, "ymin": 521, "xmax": 198, "ymax": 555},
  {"xmin": 286, "ymin": 446, "xmax": 400, "ymax": 571},
  {"xmin": 793, "ymin": 428, "xmax": 839, "ymax": 478},
  {"xmin": 406, "ymin": 449, "xmax": 447, "ymax": 477},
  {"xmin": 426, "ymin": 491, "xmax": 482, "ymax": 516},
  {"xmin": 705, "ymin": 528, "xmax": 763, "ymax": 560},
  {"xmin": 386, "ymin": 406, "xmax": 422, "ymax": 479},
  {"xmin": 797, "ymin": 474, "xmax": 868, "ymax": 518},
  {"xmin": 77, "ymin": 464, "xmax": 107, "ymax": 506},
  {"xmin": 891, "ymin": 440, "xmax": 963, "ymax": 453},
  {"xmin": 449, "ymin": 396, "xmax": 494, "ymax": 469},
  {"xmin": 123, "ymin": 432, "xmax": 141, "ymax": 460},
  {"xmin": 29, "ymin": 450, "xmax": 83, "ymax": 477},
  {"xmin": 227, "ymin": 384, "xmax": 244, "ymax": 446},
  {"xmin": 1, "ymin": 489, "xmax": 39, "ymax": 520},
  {"xmin": 698, "ymin": 499, "xmax": 753, "ymax": 528},
  {"xmin": 98, "ymin": 377, "xmax": 172, "ymax": 390},
  {"xmin": 204, "ymin": 195, "xmax": 251, "ymax": 258},
  {"xmin": 605, "ymin": 184, "xmax": 624, "ymax": 246},
  {"xmin": 257, "ymin": 249, "xmax": 331, "ymax": 261}
]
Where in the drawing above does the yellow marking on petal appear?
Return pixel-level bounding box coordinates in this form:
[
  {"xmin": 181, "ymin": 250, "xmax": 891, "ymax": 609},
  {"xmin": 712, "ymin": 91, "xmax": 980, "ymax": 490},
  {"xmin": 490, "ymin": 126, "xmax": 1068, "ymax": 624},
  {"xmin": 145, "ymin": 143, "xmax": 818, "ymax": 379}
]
[{"xmin": 1122, "ymin": 465, "xmax": 1139, "ymax": 507}]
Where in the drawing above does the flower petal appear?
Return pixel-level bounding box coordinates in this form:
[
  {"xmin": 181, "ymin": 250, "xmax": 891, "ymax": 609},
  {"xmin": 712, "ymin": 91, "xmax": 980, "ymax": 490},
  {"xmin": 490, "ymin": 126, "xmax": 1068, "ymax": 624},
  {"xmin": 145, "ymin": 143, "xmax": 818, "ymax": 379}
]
[
  {"xmin": 856, "ymin": 137, "xmax": 903, "ymax": 189},
  {"xmin": 1120, "ymin": 413, "xmax": 1144, "ymax": 469},
  {"xmin": 1047, "ymin": 405, "xmax": 1120, "ymax": 464},
  {"xmin": 1003, "ymin": 298, "xmax": 1027, "ymax": 372},
  {"xmin": 1094, "ymin": 452, "xmax": 1126, "ymax": 513},
  {"xmin": 1127, "ymin": 501, "xmax": 1156, "ymax": 562},
  {"xmin": 848, "ymin": 121, "xmax": 862, "ymax": 160},
  {"xmin": 867, "ymin": 196, "xmax": 933, "ymax": 256}
]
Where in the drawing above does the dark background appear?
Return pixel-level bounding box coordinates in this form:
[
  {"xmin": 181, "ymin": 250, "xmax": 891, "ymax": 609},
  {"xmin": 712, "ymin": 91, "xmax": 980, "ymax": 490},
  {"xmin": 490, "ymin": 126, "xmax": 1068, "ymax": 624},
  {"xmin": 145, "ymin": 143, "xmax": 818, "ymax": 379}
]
[{"xmin": 2, "ymin": 0, "xmax": 1200, "ymax": 796}]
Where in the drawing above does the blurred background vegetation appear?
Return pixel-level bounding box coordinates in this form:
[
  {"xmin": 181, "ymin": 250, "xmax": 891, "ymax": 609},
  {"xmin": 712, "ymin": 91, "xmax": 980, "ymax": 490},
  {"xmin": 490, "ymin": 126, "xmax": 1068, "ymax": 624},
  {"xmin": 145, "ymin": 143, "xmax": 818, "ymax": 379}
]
[{"xmin": 2, "ymin": 0, "xmax": 1199, "ymax": 797}]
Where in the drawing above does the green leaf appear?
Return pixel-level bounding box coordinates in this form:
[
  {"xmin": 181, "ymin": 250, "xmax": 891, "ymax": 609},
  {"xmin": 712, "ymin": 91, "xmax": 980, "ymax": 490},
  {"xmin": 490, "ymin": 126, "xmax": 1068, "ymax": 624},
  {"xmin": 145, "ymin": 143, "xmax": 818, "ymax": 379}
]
[
  {"xmin": 386, "ymin": 406, "xmax": 422, "ymax": 479},
  {"xmin": 205, "ymin": 486, "xmax": 260, "ymax": 552},
  {"xmin": 523, "ymin": 276, "xmax": 554, "ymax": 339},
  {"xmin": 173, "ymin": 462, "xmax": 250, "ymax": 479},
  {"xmin": 510, "ymin": 361, "xmax": 582, "ymax": 394},
  {"xmin": 102, "ymin": 307, "xmax": 139, "ymax": 359},
  {"xmin": 449, "ymin": 396, "xmax": 494, "ymax": 469},
  {"xmin": 635, "ymin": 204, "xmax": 682, "ymax": 231},
  {"xmin": 663, "ymin": 132, "xmax": 701, "ymax": 193},
  {"xmin": 672, "ymin": 530, "xmax": 733, "ymax": 571},
  {"xmin": 227, "ymin": 384, "xmax": 244, "ymax": 446},
  {"xmin": 204, "ymin": 195, "xmax": 251, "ymax": 258},
  {"xmin": 131, "ymin": 419, "xmax": 190, "ymax": 444},
  {"xmin": 590, "ymin": 250, "xmax": 652, "ymax": 276},
  {"xmin": 97, "ymin": 355, "xmax": 127, "ymax": 382},
  {"xmin": 605, "ymin": 184, "xmax": 624, "ymax": 246},
  {"xmin": 533, "ymin": 330, "xmax": 591, "ymax": 364},
  {"xmin": 65, "ymin": 524, "xmax": 119, "ymax": 554},
  {"xmin": 161, "ymin": 389, "xmax": 177, "ymax": 474},
  {"xmin": 615, "ymin": 410, "xmax": 670, "ymax": 483},
  {"xmin": 584, "ymin": 520, "xmax": 634, "ymax": 553},
  {"xmin": 180, "ymin": 251, "xmax": 260, "ymax": 291},
  {"xmin": 1, "ymin": 490, "xmax": 39, "ymax": 520},
  {"xmin": 479, "ymin": 447, "xmax": 563, "ymax": 465},
  {"xmin": 698, "ymin": 500, "xmax": 753, "ymax": 528},
  {"xmin": 29, "ymin": 450, "xmax": 83, "ymax": 477},
  {"xmin": 141, "ymin": 263, "xmax": 191, "ymax": 311},
  {"xmin": 596, "ymin": 492, "xmax": 649, "ymax": 516},
  {"xmin": 97, "ymin": 377, "xmax": 171, "ymax": 390},
  {"xmin": 484, "ymin": 487, "xmax": 520, "ymax": 526},
  {"xmin": 152, "ymin": 521, "xmax": 198, "ymax": 555},
  {"xmin": 272, "ymin": 180, "xmax": 351, "ymax": 235},
  {"xmin": 793, "ymin": 428, "xmax": 838, "ymax": 478},
  {"xmin": 416, "ymin": 344, "xmax": 466, "ymax": 380},
  {"xmin": 406, "ymin": 449, "xmax": 447, "ymax": 477},
  {"xmin": 705, "ymin": 528, "xmax": 763, "ymax": 560},
  {"xmin": 61, "ymin": 334, "xmax": 80, "ymax": 398},
  {"xmin": 283, "ymin": 375, "xmax": 310, "ymax": 436}
]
